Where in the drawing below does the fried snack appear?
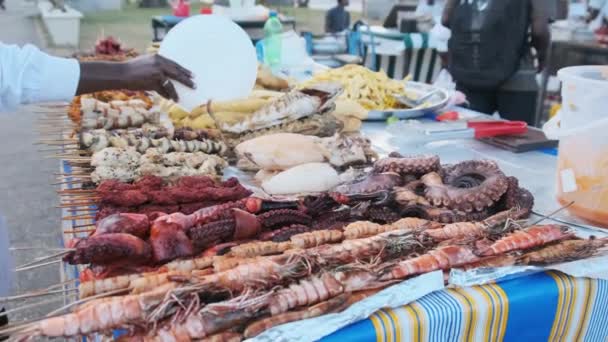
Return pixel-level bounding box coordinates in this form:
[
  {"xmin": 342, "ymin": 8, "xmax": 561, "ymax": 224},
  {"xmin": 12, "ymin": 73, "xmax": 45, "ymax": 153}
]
[{"xmin": 300, "ymin": 64, "xmax": 410, "ymax": 110}]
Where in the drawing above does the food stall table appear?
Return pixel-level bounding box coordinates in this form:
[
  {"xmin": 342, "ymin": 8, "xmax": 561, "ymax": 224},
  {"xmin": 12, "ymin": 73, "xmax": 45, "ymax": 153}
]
[
  {"xmin": 324, "ymin": 271, "xmax": 608, "ymax": 341},
  {"xmin": 58, "ymin": 110, "xmax": 608, "ymax": 341},
  {"xmin": 151, "ymin": 14, "xmax": 296, "ymax": 42}
]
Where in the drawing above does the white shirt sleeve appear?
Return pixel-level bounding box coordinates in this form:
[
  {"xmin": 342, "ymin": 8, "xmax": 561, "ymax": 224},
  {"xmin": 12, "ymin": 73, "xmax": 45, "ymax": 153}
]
[{"xmin": 0, "ymin": 43, "xmax": 80, "ymax": 112}]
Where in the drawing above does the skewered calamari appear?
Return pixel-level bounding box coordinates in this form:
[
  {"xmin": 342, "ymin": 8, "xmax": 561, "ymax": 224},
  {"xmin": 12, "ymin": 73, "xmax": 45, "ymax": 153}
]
[{"xmin": 235, "ymin": 133, "xmax": 376, "ymax": 171}]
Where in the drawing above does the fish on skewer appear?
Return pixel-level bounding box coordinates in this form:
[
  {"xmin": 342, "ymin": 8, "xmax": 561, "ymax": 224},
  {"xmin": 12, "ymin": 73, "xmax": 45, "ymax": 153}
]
[{"xmin": 214, "ymin": 83, "xmax": 342, "ymax": 134}]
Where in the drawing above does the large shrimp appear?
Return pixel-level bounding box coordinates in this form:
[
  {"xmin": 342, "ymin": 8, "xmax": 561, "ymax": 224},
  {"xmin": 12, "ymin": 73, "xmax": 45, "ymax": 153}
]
[
  {"xmin": 229, "ymin": 241, "xmax": 292, "ymax": 258},
  {"xmin": 381, "ymin": 245, "xmax": 481, "ymax": 280},
  {"xmin": 244, "ymin": 293, "xmax": 350, "ymax": 338},
  {"xmin": 192, "ymin": 255, "xmax": 310, "ymax": 294},
  {"xmin": 518, "ymin": 237, "xmax": 608, "ymax": 265},
  {"xmin": 268, "ymin": 272, "xmax": 345, "ymax": 316},
  {"xmin": 459, "ymin": 254, "xmax": 518, "ymax": 271},
  {"xmin": 148, "ymin": 309, "xmax": 255, "ymax": 341},
  {"xmin": 425, "ymin": 222, "xmax": 487, "ymax": 242},
  {"xmin": 130, "ymin": 271, "xmax": 192, "ymax": 294},
  {"xmin": 165, "ymin": 255, "xmax": 214, "ymax": 272},
  {"xmin": 343, "ymin": 221, "xmax": 384, "ymax": 240},
  {"xmin": 290, "ymin": 230, "xmax": 344, "ymax": 249},
  {"xmin": 79, "ymin": 273, "xmax": 145, "ymax": 299},
  {"xmin": 425, "ymin": 209, "xmax": 524, "ymax": 242},
  {"xmin": 477, "ymin": 224, "xmax": 574, "ymax": 257},
  {"xmin": 213, "ymin": 256, "xmax": 263, "ymax": 272},
  {"xmin": 15, "ymin": 283, "xmax": 177, "ymax": 338}
]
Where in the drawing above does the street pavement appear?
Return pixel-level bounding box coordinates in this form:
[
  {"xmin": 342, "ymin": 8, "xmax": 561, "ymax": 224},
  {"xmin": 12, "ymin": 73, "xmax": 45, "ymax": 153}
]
[{"xmin": 0, "ymin": 0, "xmax": 64, "ymax": 322}]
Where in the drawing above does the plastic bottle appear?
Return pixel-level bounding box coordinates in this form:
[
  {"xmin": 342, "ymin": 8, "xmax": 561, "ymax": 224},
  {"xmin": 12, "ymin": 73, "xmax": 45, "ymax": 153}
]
[{"xmin": 263, "ymin": 11, "xmax": 283, "ymax": 71}]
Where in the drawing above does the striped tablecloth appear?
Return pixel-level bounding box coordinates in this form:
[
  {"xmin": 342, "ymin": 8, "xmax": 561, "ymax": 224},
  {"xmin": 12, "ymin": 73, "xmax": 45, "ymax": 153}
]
[{"xmin": 323, "ymin": 271, "xmax": 608, "ymax": 342}]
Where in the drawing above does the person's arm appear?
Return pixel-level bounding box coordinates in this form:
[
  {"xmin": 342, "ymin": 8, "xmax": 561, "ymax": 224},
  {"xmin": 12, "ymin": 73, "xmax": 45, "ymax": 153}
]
[
  {"xmin": 78, "ymin": 54, "xmax": 194, "ymax": 101},
  {"xmin": 0, "ymin": 43, "xmax": 80, "ymax": 111},
  {"xmin": 530, "ymin": 0, "xmax": 551, "ymax": 72},
  {"xmin": 441, "ymin": 0, "xmax": 457, "ymax": 28},
  {"xmin": 0, "ymin": 43, "xmax": 193, "ymax": 112}
]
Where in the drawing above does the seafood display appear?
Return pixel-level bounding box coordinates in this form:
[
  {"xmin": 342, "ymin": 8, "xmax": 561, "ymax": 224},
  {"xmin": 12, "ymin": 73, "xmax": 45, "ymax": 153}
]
[
  {"xmin": 79, "ymin": 129, "xmax": 227, "ymax": 155},
  {"xmin": 27, "ymin": 57, "xmax": 608, "ymax": 342},
  {"xmin": 90, "ymin": 147, "xmax": 227, "ymax": 183},
  {"xmin": 69, "ymin": 90, "xmax": 153, "ymax": 125},
  {"xmin": 93, "ymin": 176, "xmax": 252, "ymax": 219},
  {"xmin": 336, "ymin": 154, "xmax": 534, "ymax": 224},
  {"xmin": 8, "ymin": 215, "xmax": 604, "ymax": 340}
]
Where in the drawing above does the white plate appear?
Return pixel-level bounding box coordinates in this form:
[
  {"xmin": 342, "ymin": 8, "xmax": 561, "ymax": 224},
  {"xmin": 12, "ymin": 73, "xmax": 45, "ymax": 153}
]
[
  {"xmin": 367, "ymin": 82, "xmax": 450, "ymax": 120},
  {"xmin": 159, "ymin": 15, "xmax": 258, "ymax": 111}
]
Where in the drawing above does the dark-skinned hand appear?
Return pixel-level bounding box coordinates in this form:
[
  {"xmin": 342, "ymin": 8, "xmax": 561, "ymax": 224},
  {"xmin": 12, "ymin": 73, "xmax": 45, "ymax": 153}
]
[
  {"xmin": 122, "ymin": 54, "xmax": 195, "ymax": 101},
  {"xmin": 77, "ymin": 54, "xmax": 195, "ymax": 102}
]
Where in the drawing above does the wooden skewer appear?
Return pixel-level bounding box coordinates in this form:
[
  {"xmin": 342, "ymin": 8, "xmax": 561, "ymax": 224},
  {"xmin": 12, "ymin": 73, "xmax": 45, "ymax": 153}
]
[
  {"xmin": 59, "ymin": 198, "xmax": 98, "ymax": 203},
  {"xmin": 0, "ymin": 288, "xmax": 78, "ymax": 303},
  {"xmin": 14, "ymin": 259, "xmax": 63, "ymax": 272},
  {"xmin": 52, "ymin": 180, "xmax": 87, "ymax": 186},
  {"xmin": 57, "ymin": 188, "xmax": 95, "ymax": 193},
  {"xmin": 63, "ymin": 228, "xmax": 95, "ymax": 234},
  {"xmin": 62, "ymin": 215, "xmax": 94, "ymax": 221},
  {"xmin": 45, "ymin": 287, "xmax": 130, "ymax": 317},
  {"xmin": 62, "ymin": 208, "xmax": 97, "ymax": 214},
  {"xmin": 9, "ymin": 247, "xmax": 73, "ymax": 252},
  {"xmin": 56, "ymin": 175, "xmax": 92, "ymax": 180},
  {"xmin": 14, "ymin": 249, "xmax": 73, "ymax": 270},
  {"xmin": 58, "ymin": 197, "xmax": 99, "ymax": 202},
  {"xmin": 71, "ymin": 222, "xmax": 96, "ymax": 229},
  {"xmin": 58, "ymin": 203, "xmax": 97, "ymax": 208},
  {"xmin": 54, "ymin": 172, "xmax": 91, "ymax": 177},
  {"xmin": 39, "ymin": 147, "xmax": 80, "ymax": 152},
  {"xmin": 0, "ymin": 297, "xmax": 66, "ymax": 323},
  {"xmin": 0, "ymin": 278, "xmax": 77, "ymax": 305}
]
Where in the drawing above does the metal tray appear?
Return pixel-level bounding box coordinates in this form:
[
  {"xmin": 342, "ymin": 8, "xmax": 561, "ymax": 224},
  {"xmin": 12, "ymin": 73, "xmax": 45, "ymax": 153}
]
[{"xmin": 366, "ymin": 81, "xmax": 450, "ymax": 121}]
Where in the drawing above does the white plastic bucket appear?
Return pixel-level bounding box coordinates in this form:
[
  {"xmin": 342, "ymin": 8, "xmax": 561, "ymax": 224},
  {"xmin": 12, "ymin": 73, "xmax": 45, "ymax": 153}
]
[{"xmin": 555, "ymin": 66, "xmax": 608, "ymax": 227}]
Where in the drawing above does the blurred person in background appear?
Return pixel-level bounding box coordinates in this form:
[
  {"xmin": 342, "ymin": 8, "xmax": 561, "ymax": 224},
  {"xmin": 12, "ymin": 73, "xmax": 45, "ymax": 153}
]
[
  {"xmin": 587, "ymin": 0, "xmax": 608, "ymax": 24},
  {"xmin": 0, "ymin": 43, "xmax": 193, "ymax": 112},
  {"xmin": 0, "ymin": 0, "xmax": 5, "ymax": 10},
  {"xmin": 325, "ymin": 0, "xmax": 351, "ymax": 33},
  {"xmin": 442, "ymin": 0, "xmax": 550, "ymax": 125}
]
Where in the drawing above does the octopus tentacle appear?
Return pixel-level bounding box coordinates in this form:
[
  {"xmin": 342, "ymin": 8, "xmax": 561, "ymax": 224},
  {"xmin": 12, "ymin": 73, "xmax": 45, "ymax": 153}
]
[
  {"xmin": 259, "ymin": 224, "xmax": 312, "ymax": 242},
  {"xmin": 399, "ymin": 204, "xmax": 491, "ymax": 224},
  {"xmin": 313, "ymin": 209, "xmax": 352, "ymax": 230},
  {"xmin": 496, "ymin": 176, "xmax": 535, "ymax": 217},
  {"xmin": 422, "ymin": 160, "xmax": 509, "ymax": 213},
  {"xmin": 365, "ymin": 206, "xmax": 401, "ymax": 224},
  {"xmin": 334, "ymin": 172, "xmax": 403, "ymax": 195},
  {"xmin": 257, "ymin": 209, "xmax": 313, "ymax": 229},
  {"xmin": 373, "ymin": 154, "xmax": 440, "ymax": 176}
]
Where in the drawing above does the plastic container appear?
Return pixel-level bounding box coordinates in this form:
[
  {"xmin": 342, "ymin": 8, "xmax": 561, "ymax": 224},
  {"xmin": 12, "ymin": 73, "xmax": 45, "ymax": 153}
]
[
  {"xmin": 263, "ymin": 11, "xmax": 283, "ymax": 71},
  {"xmin": 555, "ymin": 66, "xmax": 608, "ymax": 227}
]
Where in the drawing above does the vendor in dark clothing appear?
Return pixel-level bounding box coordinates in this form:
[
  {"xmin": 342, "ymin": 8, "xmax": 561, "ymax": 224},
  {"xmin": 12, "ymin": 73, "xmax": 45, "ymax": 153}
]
[
  {"xmin": 442, "ymin": 0, "xmax": 550, "ymax": 125},
  {"xmin": 325, "ymin": 0, "xmax": 350, "ymax": 33}
]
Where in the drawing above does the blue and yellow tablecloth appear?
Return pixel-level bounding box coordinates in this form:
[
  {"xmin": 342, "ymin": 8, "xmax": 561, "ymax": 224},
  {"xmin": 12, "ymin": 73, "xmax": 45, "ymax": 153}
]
[{"xmin": 323, "ymin": 271, "xmax": 608, "ymax": 342}]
